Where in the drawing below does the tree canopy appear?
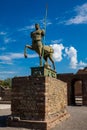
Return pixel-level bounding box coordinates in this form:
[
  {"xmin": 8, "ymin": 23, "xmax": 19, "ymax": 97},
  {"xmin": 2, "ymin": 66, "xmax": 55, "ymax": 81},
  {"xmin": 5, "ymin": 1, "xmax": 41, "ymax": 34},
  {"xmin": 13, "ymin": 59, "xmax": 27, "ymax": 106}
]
[{"xmin": 0, "ymin": 78, "xmax": 12, "ymax": 88}]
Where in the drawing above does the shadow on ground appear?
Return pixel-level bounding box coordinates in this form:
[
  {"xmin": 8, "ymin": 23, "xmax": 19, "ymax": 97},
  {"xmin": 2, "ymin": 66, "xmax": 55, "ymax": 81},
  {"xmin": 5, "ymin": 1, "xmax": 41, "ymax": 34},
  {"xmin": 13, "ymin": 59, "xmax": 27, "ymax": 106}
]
[{"xmin": 0, "ymin": 115, "xmax": 9, "ymax": 127}]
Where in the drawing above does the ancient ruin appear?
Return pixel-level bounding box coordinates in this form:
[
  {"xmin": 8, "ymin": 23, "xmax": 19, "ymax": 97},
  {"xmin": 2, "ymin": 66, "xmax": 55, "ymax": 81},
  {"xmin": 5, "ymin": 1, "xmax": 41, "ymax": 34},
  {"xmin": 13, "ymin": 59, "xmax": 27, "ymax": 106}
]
[{"xmin": 57, "ymin": 67, "xmax": 87, "ymax": 106}]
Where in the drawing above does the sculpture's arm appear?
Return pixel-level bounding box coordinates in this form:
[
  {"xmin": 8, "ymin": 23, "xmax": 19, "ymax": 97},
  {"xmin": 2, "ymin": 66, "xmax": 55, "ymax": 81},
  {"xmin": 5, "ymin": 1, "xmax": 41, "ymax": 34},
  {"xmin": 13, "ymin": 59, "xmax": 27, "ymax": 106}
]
[
  {"xmin": 30, "ymin": 32, "xmax": 32, "ymax": 38},
  {"xmin": 24, "ymin": 45, "xmax": 33, "ymax": 58},
  {"xmin": 41, "ymin": 29, "xmax": 45, "ymax": 36}
]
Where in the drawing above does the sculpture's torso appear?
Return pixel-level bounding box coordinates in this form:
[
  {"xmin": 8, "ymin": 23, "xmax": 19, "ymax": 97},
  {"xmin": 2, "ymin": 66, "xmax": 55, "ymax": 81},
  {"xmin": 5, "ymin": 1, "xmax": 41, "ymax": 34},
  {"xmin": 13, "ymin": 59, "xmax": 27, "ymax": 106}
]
[{"xmin": 31, "ymin": 29, "xmax": 44, "ymax": 41}]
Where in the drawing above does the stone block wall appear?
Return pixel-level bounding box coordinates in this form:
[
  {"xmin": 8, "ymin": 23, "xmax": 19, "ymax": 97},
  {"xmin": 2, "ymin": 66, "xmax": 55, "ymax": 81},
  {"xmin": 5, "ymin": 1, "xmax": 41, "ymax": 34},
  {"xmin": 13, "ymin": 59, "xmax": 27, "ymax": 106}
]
[
  {"xmin": 1, "ymin": 89, "xmax": 11, "ymax": 101},
  {"xmin": 45, "ymin": 77, "xmax": 67, "ymax": 121},
  {"xmin": 11, "ymin": 76, "xmax": 45, "ymax": 121},
  {"xmin": 0, "ymin": 86, "xmax": 11, "ymax": 102},
  {"xmin": 8, "ymin": 76, "xmax": 69, "ymax": 129}
]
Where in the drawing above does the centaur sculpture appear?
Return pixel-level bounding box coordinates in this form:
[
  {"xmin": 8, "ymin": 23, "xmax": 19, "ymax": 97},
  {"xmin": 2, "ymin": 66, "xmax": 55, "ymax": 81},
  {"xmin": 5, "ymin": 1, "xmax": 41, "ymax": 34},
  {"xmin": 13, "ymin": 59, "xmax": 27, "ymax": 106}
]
[{"xmin": 24, "ymin": 23, "xmax": 55, "ymax": 70}]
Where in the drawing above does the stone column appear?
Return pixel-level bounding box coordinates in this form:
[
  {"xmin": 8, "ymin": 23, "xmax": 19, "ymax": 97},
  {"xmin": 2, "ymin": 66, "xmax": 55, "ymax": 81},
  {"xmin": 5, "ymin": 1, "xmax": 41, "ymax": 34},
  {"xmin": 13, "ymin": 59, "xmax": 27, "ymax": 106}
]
[{"xmin": 83, "ymin": 80, "xmax": 87, "ymax": 105}]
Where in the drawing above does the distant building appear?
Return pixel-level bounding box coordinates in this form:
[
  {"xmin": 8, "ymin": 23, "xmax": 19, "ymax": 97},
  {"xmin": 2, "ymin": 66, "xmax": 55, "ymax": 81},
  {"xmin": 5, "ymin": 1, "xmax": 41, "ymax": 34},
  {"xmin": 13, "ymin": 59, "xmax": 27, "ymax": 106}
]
[
  {"xmin": 57, "ymin": 67, "xmax": 87, "ymax": 106},
  {"xmin": 77, "ymin": 67, "xmax": 87, "ymax": 74}
]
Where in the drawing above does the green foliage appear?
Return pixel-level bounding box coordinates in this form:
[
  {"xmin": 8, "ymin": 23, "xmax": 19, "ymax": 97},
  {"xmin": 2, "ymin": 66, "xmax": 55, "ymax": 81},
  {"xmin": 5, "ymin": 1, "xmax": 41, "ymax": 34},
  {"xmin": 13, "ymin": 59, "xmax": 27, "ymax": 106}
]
[{"xmin": 0, "ymin": 78, "xmax": 12, "ymax": 88}]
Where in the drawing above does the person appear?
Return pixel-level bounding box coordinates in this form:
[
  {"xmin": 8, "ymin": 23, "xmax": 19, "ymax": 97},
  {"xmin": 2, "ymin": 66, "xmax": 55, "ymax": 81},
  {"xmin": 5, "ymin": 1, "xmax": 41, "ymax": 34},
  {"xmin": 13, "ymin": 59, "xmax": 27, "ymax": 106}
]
[{"xmin": 31, "ymin": 23, "xmax": 45, "ymax": 57}]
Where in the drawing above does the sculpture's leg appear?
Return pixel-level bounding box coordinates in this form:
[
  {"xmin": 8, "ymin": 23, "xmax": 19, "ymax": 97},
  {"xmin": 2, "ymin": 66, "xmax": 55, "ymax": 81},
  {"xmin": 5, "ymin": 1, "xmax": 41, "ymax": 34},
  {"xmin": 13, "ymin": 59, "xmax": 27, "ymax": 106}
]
[
  {"xmin": 43, "ymin": 55, "xmax": 50, "ymax": 68},
  {"xmin": 44, "ymin": 56, "xmax": 47, "ymax": 65},
  {"xmin": 24, "ymin": 45, "xmax": 28, "ymax": 58},
  {"xmin": 24, "ymin": 45, "xmax": 33, "ymax": 58},
  {"xmin": 38, "ymin": 45, "xmax": 43, "ymax": 67},
  {"xmin": 40, "ymin": 56, "xmax": 42, "ymax": 66},
  {"xmin": 49, "ymin": 54, "xmax": 56, "ymax": 70}
]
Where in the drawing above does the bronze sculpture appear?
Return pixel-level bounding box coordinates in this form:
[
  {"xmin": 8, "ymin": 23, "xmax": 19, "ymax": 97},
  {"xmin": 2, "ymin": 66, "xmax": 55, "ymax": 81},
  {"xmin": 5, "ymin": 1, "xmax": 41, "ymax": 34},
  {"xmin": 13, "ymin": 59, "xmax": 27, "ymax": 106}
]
[{"xmin": 24, "ymin": 23, "xmax": 55, "ymax": 70}]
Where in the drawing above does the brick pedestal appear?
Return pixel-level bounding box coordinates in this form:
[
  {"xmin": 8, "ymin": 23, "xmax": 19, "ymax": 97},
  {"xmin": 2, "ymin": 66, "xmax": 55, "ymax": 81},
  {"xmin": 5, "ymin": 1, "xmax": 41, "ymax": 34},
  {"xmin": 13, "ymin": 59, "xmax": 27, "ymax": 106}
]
[{"xmin": 7, "ymin": 76, "xmax": 69, "ymax": 130}]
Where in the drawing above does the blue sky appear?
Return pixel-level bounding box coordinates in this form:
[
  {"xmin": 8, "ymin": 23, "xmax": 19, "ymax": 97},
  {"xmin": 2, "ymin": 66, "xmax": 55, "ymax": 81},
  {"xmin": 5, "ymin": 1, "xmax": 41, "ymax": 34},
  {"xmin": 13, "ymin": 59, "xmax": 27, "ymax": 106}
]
[{"xmin": 0, "ymin": 0, "xmax": 87, "ymax": 79}]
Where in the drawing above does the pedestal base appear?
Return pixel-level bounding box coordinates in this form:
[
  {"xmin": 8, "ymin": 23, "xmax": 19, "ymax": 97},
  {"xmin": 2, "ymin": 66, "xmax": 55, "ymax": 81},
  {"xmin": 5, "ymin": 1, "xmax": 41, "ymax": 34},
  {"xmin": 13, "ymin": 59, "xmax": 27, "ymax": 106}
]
[
  {"xmin": 7, "ymin": 113, "xmax": 69, "ymax": 130},
  {"xmin": 7, "ymin": 76, "xmax": 70, "ymax": 130},
  {"xmin": 31, "ymin": 66, "xmax": 57, "ymax": 78}
]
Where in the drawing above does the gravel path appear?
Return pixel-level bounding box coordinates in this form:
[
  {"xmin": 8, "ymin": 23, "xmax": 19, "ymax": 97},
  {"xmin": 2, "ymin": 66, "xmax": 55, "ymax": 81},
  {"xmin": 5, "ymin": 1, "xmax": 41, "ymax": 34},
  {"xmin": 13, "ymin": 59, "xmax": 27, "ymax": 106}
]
[{"xmin": 0, "ymin": 106, "xmax": 87, "ymax": 130}]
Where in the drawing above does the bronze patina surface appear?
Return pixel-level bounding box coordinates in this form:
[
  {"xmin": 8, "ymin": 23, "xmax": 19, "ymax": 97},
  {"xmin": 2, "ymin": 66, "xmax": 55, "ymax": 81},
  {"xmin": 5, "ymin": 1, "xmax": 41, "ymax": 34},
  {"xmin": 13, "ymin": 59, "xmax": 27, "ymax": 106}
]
[
  {"xmin": 31, "ymin": 66, "xmax": 57, "ymax": 78},
  {"xmin": 24, "ymin": 23, "xmax": 55, "ymax": 70}
]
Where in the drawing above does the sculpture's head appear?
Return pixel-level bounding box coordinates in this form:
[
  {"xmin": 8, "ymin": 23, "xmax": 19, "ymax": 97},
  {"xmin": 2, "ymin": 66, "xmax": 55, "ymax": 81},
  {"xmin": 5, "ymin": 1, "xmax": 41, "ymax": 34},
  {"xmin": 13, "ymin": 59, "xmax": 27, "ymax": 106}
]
[{"xmin": 35, "ymin": 23, "xmax": 40, "ymax": 30}]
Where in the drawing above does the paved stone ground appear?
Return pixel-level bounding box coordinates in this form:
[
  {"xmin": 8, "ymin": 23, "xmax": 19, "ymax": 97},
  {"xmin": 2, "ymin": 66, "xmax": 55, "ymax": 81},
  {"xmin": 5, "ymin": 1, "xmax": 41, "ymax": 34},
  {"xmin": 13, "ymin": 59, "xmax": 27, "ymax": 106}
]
[
  {"xmin": 0, "ymin": 105, "xmax": 87, "ymax": 130},
  {"xmin": 0, "ymin": 104, "xmax": 11, "ymax": 109},
  {"xmin": 52, "ymin": 106, "xmax": 87, "ymax": 130}
]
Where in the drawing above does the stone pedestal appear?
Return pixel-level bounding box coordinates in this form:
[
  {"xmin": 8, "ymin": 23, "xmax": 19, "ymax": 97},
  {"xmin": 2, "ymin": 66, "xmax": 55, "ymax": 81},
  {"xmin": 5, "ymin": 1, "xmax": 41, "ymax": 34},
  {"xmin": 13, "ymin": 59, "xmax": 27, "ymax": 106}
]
[{"xmin": 7, "ymin": 76, "xmax": 69, "ymax": 130}]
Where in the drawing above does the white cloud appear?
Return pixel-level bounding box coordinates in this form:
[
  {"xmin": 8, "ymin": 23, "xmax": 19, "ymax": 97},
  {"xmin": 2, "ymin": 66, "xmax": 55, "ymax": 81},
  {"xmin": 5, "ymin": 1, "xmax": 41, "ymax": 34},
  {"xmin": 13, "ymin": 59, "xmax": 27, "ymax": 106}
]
[
  {"xmin": 51, "ymin": 44, "xmax": 64, "ymax": 62},
  {"xmin": 18, "ymin": 25, "xmax": 35, "ymax": 31},
  {"xmin": 0, "ymin": 71, "xmax": 17, "ymax": 79},
  {"xmin": 0, "ymin": 52, "xmax": 38, "ymax": 65},
  {"xmin": 46, "ymin": 21, "xmax": 52, "ymax": 26},
  {"xmin": 0, "ymin": 31, "xmax": 7, "ymax": 35},
  {"xmin": 4, "ymin": 37, "xmax": 16, "ymax": 44},
  {"xmin": 0, "ymin": 47, "xmax": 6, "ymax": 51},
  {"xmin": 0, "ymin": 61, "xmax": 13, "ymax": 65},
  {"xmin": 66, "ymin": 15, "xmax": 87, "ymax": 25},
  {"xmin": 51, "ymin": 39, "xmax": 63, "ymax": 44},
  {"xmin": 0, "ymin": 53, "xmax": 24, "ymax": 61},
  {"xmin": 47, "ymin": 43, "xmax": 87, "ymax": 70},
  {"xmin": 0, "ymin": 71, "xmax": 16, "ymax": 74},
  {"xmin": 28, "ymin": 54, "xmax": 38, "ymax": 58},
  {"xmin": 79, "ymin": 61, "xmax": 87, "ymax": 66},
  {"xmin": 10, "ymin": 53, "xmax": 24, "ymax": 59},
  {"xmin": 9, "ymin": 53, "xmax": 37, "ymax": 59},
  {"xmin": 78, "ymin": 61, "xmax": 87, "ymax": 69},
  {"xmin": 18, "ymin": 18, "xmax": 52, "ymax": 33},
  {"xmin": 4, "ymin": 38, "xmax": 10, "ymax": 43},
  {"xmin": 0, "ymin": 55, "xmax": 11, "ymax": 61},
  {"xmin": 65, "ymin": 46, "xmax": 78, "ymax": 69},
  {"xmin": 0, "ymin": 31, "xmax": 16, "ymax": 44},
  {"xmin": 50, "ymin": 43, "xmax": 78, "ymax": 69},
  {"xmin": 40, "ymin": 19, "xmax": 52, "ymax": 28},
  {"xmin": 65, "ymin": 3, "xmax": 87, "ymax": 25}
]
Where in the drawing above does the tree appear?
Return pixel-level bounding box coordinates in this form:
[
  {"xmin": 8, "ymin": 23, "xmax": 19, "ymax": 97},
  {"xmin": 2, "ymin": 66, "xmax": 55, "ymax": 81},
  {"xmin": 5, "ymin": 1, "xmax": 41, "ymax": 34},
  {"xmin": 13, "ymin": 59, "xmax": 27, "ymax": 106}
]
[{"xmin": 1, "ymin": 78, "xmax": 12, "ymax": 88}]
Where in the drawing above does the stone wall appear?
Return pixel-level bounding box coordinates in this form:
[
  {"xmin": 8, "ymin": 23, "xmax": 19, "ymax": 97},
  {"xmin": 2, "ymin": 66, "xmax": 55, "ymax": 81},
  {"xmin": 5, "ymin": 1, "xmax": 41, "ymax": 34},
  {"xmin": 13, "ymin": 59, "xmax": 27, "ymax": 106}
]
[
  {"xmin": 1, "ymin": 89, "xmax": 11, "ymax": 101},
  {"xmin": 57, "ymin": 73, "xmax": 87, "ymax": 106},
  {"xmin": 0, "ymin": 86, "xmax": 11, "ymax": 102},
  {"xmin": 11, "ymin": 76, "xmax": 46, "ymax": 121},
  {"xmin": 45, "ymin": 77, "xmax": 67, "ymax": 121},
  {"xmin": 8, "ymin": 76, "xmax": 69, "ymax": 130}
]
